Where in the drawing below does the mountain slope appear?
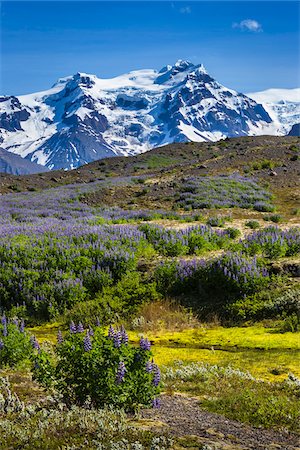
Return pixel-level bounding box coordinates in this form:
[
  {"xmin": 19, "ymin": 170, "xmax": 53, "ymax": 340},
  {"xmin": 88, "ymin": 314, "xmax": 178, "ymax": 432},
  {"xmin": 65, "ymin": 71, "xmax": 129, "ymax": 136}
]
[
  {"xmin": 0, "ymin": 147, "xmax": 48, "ymax": 175},
  {"xmin": 247, "ymin": 88, "xmax": 300, "ymax": 135},
  {"xmin": 0, "ymin": 60, "xmax": 280, "ymax": 171}
]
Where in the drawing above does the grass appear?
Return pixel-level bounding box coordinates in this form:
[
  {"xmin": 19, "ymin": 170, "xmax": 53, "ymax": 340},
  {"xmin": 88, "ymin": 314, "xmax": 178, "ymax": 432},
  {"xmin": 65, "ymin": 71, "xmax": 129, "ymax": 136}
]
[
  {"xmin": 162, "ymin": 361, "xmax": 300, "ymax": 432},
  {"xmin": 129, "ymin": 325, "xmax": 300, "ymax": 350},
  {"xmin": 154, "ymin": 347, "xmax": 300, "ymax": 382}
]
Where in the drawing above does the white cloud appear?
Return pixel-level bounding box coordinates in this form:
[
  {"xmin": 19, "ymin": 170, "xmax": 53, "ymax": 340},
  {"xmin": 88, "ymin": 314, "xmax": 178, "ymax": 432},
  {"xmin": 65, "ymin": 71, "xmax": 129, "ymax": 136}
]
[
  {"xmin": 179, "ymin": 6, "xmax": 191, "ymax": 14},
  {"xmin": 233, "ymin": 19, "xmax": 263, "ymax": 33}
]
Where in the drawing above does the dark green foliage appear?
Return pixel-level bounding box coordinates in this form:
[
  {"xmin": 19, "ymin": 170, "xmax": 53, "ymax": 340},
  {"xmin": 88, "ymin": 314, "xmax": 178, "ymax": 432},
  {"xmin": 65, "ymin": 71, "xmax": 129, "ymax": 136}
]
[
  {"xmin": 0, "ymin": 321, "xmax": 33, "ymax": 367},
  {"xmin": 34, "ymin": 325, "xmax": 161, "ymax": 411},
  {"xmin": 264, "ymin": 214, "xmax": 282, "ymax": 223},
  {"xmin": 245, "ymin": 220, "xmax": 260, "ymax": 229},
  {"xmin": 65, "ymin": 272, "xmax": 160, "ymax": 326}
]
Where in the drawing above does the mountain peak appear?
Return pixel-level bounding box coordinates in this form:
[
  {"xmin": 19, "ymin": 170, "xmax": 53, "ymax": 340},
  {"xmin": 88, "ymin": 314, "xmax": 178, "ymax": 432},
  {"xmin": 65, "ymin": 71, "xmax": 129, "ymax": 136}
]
[
  {"xmin": 155, "ymin": 59, "xmax": 195, "ymax": 84},
  {"xmin": 173, "ymin": 59, "xmax": 194, "ymax": 70}
]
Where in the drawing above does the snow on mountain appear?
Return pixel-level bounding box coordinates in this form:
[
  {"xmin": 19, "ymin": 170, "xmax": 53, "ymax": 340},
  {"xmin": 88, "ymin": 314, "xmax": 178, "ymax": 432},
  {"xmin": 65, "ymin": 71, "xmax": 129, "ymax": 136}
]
[
  {"xmin": 0, "ymin": 60, "xmax": 279, "ymax": 171},
  {"xmin": 247, "ymin": 88, "xmax": 300, "ymax": 135}
]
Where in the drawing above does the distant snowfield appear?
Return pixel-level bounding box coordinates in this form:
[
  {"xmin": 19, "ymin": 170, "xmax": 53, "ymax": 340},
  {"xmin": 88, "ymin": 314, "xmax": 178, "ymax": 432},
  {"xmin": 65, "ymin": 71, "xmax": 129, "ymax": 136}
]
[
  {"xmin": 1, "ymin": 60, "xmax": 299, "ymax": 171},
  {"xmin": 247, "ymin": 88, "xmax": 300, "ymax": 104},
  {"xmin": 247, "ymin": 88, "xmax": 300, "ymax": 134}
]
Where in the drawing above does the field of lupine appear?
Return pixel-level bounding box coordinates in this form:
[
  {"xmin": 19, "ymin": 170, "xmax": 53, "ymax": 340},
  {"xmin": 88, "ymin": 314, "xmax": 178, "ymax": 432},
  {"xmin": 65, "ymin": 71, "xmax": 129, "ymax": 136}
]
[{"xmin": 0, "ymin": 164, "xmax": 300, "ymax": 448}]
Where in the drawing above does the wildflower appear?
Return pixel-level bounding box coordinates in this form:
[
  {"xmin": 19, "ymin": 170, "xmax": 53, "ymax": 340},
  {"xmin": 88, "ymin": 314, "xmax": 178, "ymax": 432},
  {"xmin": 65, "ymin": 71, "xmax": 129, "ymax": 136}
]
[
  {"xmin": 145, "ymin": 361, "xmax": 153, "ymax": 373},
  {"xmin": 57, "ymin": 330, "xmax": 63, "ymax": 344},
  {"xmin": 0, "ymin": 340, "xmax": 4, "ymax": 350},
  {"xmin": 120, "ymin": 325, "xmax": 128, "ymax": 345},
  {"xmin": 77, "ymin": 322, "xmax": 84, "ymax": 333},
  {"xmin": 107, "ymin": 325, "xmax": 115, "ymax": 339},
  {"xmin": 96, "ymin": 317, "xmax": 101, "ymax": 327},
  {"xmin": 31, "ymin": 335, "xmax": 40, "ymax": 352},
  {"xmin": 113, "ymin": 331, "xmax": 122, "ymax": 348},
  {"xmin": 1, "ymin": 315, "xmax": 6, "ymax": 326},
  {"xmin": 2, "ymin": 323, "xmax": 7, "ymax": 337},
  {"xmin": 20, "ymin": 319, "xmax": 25, "ymax": 333},
  {"xmin": 153, "ymin": 365, "xmax": 161, "ymax": 386},
  {"xmin": 70, "ymin": 321, "xmax": 77, "ymax": 333},
  {"xmin": 152, "ymin": 397, "xmax": 161, "ymax": 408},
  {"xmin": 140, "ymin": 337, "xmax": 151, "ymax": 351},
  {"xmin": 88, "ymin": 326, "xmax": 94, "ymax": 336},
  {"xmin": 116, "ymin": 361, "xmax": 126, "ymax": 384},
  {"xmin": 84, "ymin": 332, "xmax": 92, "ymax": 352}
]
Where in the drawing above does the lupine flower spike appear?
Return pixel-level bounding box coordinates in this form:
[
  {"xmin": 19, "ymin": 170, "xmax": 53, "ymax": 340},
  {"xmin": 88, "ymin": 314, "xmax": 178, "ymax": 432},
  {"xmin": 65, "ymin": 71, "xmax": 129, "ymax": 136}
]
[
  {"xmin": 84, "ymin": 332, "xmax": 92, "ymax": 352},
  {"xmin": 77, "ymin": 322, "xmax": 84, "ymax": 333},
  {"xmin": 70, "ymin": 321, "xmax": 77, "ymax": 334},
  {"xmin": 116, "ymin": 361, "xmax": 126, "ymax": 384},
  {"xmin": 140, "ymin": 337, "xmax": 151, "ymax": 351},
  {"xmin": 57, "ymin": 330, "xmax": 63, "ymax": 344}
]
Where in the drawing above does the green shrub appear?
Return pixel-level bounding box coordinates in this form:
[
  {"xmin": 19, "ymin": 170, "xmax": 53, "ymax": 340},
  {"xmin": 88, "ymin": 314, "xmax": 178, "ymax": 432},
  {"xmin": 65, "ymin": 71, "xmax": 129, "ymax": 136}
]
[
  {"xmin": 245, "ymin": 220, "xmax": 260, "ymax": 229},
  {"xmin": 65, "ymin": 272, "xmax": 160, "ymax": 325},
  {"xmin": 264, "ymin": 214, "xmax": 282, "ymax": 223},
  {"xmin": 33, "ymin": 324, "xmax": 161, "ymax": 411},
  {"xmin": 0, "ymin": 317, "xmax": 33, "ymax": 367},
  {"xmin": 206, "ymin": 216, "xmax": 226, "ymax": 227}
]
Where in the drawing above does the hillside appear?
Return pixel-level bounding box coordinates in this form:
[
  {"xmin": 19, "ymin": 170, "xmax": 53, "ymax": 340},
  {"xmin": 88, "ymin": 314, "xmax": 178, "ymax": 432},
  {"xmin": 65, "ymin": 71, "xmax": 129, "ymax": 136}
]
[
  {"xmin": 1, "ymin": 135, "xmax": 299, "ymax": 216},
  {"xmin": 0, "ymin": 134, "xmax": 300, "ymax": 449}
]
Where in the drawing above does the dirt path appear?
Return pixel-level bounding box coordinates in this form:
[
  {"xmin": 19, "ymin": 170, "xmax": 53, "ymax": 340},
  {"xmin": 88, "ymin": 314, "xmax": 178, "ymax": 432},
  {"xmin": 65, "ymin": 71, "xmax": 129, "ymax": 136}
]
[{"xmin": 140, "ymin": 394, "xmax": 300, "ymax": 450}]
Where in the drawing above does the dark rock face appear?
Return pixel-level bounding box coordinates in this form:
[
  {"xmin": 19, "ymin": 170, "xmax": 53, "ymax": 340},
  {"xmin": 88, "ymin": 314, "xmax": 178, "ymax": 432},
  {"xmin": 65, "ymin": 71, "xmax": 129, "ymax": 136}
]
[
  {"xmin": 0, "ymin": 97, "xmax": 30, "ymax": 132},
  {"xmin": 288, "ymin": 123, "xmax": 300, "ymax": 136}
]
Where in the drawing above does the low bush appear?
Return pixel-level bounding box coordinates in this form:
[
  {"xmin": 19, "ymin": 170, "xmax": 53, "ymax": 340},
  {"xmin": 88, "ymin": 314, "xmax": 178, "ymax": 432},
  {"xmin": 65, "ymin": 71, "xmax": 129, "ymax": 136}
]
[
  {"xmin": 0, "ymin": 316, "xmax": 34, "ymax": 367},
  {"xmin": 155, "ymin": 253, "xmax": 272, "ymax": 319},
  {"xmin": 64, "ymin": 272, "xmax": 161, "ymax": 326},
  {"xmin": 245, "ymin": 220, "xmax": 260, "ymax": 229},
  {"xmin": 264, "ymin": 214, "xmax": 282, "ymax": 223},
  {"xmin": 33, "ymin": 323, "xmax": 161, "ymax": 411}
]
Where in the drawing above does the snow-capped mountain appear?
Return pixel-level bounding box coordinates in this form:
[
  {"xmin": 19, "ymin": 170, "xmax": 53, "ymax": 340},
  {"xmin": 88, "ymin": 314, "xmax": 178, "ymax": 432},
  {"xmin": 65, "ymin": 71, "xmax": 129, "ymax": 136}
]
[
  {"xmin": 0, "ymin": 60, "xmax": 282, "ymax": 171},
  {"xmin": 247, "ymin": 88, "xmax": 300, "ymax": 135}
]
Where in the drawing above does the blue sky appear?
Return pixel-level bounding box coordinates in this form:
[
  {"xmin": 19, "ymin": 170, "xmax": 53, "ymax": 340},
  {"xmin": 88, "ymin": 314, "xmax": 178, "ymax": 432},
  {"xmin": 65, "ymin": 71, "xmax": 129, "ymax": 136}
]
[{"xmin": 1, "ymin": 1, "xmax": 299, "ymax": 95}]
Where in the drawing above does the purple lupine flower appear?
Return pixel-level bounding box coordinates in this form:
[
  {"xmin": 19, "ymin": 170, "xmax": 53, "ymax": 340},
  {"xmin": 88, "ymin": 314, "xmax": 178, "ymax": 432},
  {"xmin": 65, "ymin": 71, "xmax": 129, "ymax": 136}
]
[
  {"xmin": 20, "ymin": 319, "xmax": 25, "ymax": 333},
  {"xmin": 120, "ymin": 325, "xmax": 128, "ymax": 345},
  {"xmin": 31, "ymin": 335, "xmax": 40, "ymax": 352},
  {"xmin": 108, "ymin": 325, "xmax": 115, "ymax": 339},
  {"xmin": 88, "ymin": 326, "xmax": 94, "ymax": 336},
  {"xmin": 145, "ymin": 361, "xmax": 153, "ymax": 373},
  {"xmin": 1, "ymin": 315, "xmax": 6, "ymax": 326},
  {"xmin": 152, "ymin": 397, "xmax": 161, "ymax": 408},
  {"xmin": 84, "ymin": 332, "xmax": 92, "ymax": 352},
  {"xmin": 57, "ymin": 330, "xmax": 63, "ymax": 344},
  {"xmin": 96, "ymin": 317, "xmax": 101, "ymax": 327},
  {"xmin": 113, "ymin": 331, "xmax": 122, "ymax": 348},
  {"xmin": 70, "ymin": 321, "xmax": 77, "ymax": 333},
  {"xmin": 13, "ymin": 318, "xmax": 19, "ymax": 328},
  {"xmin": 2, "ymin": 323, "xmax": 7, "ymax": 337},
  {"xmin": 140, "ymin": 337, "xmax": 151, "ymax": 351},
  {"xmin": 0, "ymin": 340, "xmax": 4, "ymax": 350},
  {"xmin": 77, "ymin": 322, "xmax": 84, "ymax": 333},
  {"xmin": 153, "ymin": 365, "xmax": 161, "ymax": 387},
  {"xmin": 116, "ymin": 361, "xmax": 126, "ymax": 384}
]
